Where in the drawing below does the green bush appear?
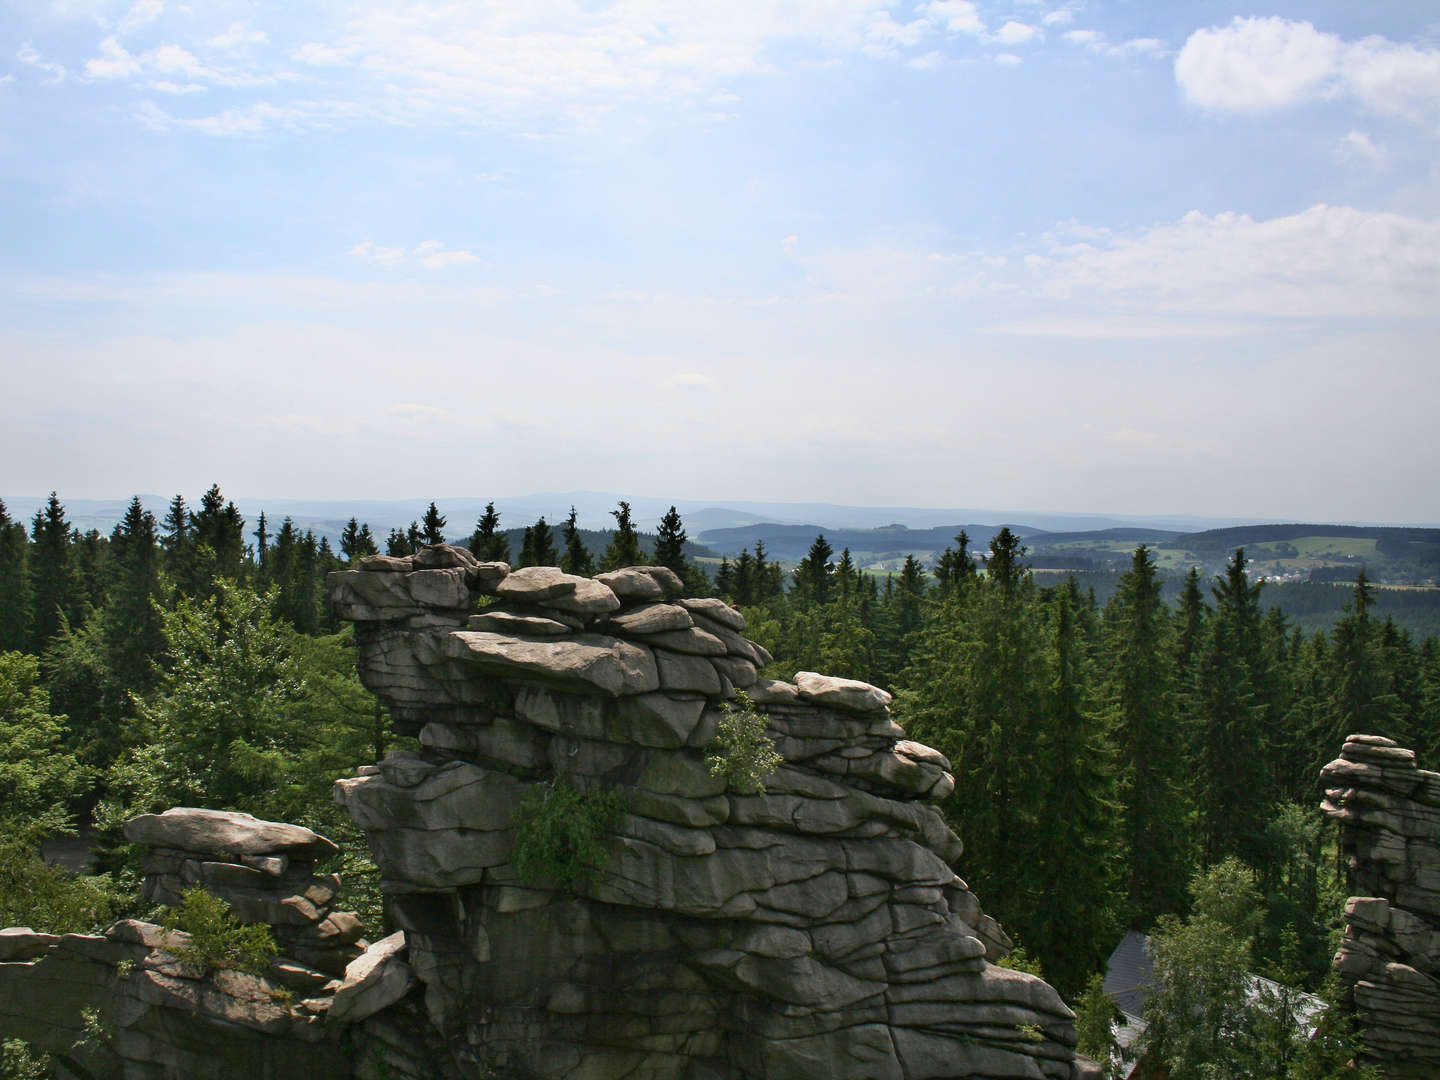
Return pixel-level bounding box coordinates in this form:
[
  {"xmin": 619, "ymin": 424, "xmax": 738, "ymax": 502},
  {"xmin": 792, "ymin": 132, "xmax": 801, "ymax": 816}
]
[
  {"xmin": 161, "ymin": 888, "xmax": 277, "ymax": 978},
  {"xmin": 0, "ymin": 832, "xmax": 120, "ymax": 934},
  {"xmin": 705, "ymin": 691, "xmax": 783, "ymax": 794},
  {"xmin": 0, "ymin": 1039, "xmax": 49, "ymax": 1080},
  {"xmin": 510, "ymin": 781, "xmax": 624, "ymax": 889}
]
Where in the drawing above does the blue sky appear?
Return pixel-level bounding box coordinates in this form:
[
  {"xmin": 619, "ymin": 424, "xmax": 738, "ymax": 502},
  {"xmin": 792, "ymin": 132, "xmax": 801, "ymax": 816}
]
[{"xmin": 2, "ymin": 1, "xmax": 1438, "ymax": 521}]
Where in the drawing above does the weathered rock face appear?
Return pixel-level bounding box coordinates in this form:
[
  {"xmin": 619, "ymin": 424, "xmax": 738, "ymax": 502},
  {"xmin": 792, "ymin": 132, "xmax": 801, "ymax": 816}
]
[
  {"xmin": 1321, "ymin": 735, "xmax": 1440, "ymax": 1078},
  {"xmin": 330, "ymin": 545, "xmax": 1084, "ymax": 1079},
  {"xmin": 0, "ymin": 808, "xmax": 442, "ymax": 1079}
]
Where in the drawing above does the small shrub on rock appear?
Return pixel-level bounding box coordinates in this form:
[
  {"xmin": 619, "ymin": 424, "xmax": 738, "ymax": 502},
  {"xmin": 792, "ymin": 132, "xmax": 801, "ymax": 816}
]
[
  {"xmin": 706, "ymin": 691, "xmax": 783, "ymax": 794},
  {"xmin": 511, "ymin": 781, "xmax": 624, "ymax": 889},
  {"xmin": 161, "ymin": 888, "xmax": 277, "ymax": 978}
]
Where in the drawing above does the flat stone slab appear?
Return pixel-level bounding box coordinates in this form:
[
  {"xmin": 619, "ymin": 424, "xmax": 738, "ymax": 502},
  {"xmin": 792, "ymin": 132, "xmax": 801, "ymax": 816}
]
[
  {"xmin": 124, "ymin": 809, "xmax": 339, "ymax": 860},
  {"xmin": 444, "ymin": 631, "xmax": 658, "ymax": 696},
  {"xmin": 678, "ymin": 597, "xmax": 746, "ymax": 631},
  {"xmin": 597, "ymin": 566, "xmax": 684, "ymax": 601},
  {"xmin": 0, "ymin": 928, "xmax": 59, "ymax": 962},
  {"xmin": 794, "ymin": 672, "xmax": 893, "ymax": 714},
  {"xmin": 468, "ymin": 611, "xmax": 573, "ymax": 637}
]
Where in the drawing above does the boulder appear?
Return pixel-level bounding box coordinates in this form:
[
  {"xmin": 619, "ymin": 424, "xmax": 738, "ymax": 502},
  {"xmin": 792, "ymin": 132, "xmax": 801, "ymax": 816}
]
[{"xmin": 124, "ymin": 808, "xmax": 339, "ymax": 860}]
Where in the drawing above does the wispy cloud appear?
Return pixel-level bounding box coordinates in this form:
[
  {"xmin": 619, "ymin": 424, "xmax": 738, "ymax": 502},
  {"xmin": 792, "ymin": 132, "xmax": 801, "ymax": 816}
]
[
  {"xmin": 351, "ymin": 240, "xmax": 480, "ymax": 271},
  {"xmin": 17, "ymin": 43, "xmax": 66, "ymax": 83}
]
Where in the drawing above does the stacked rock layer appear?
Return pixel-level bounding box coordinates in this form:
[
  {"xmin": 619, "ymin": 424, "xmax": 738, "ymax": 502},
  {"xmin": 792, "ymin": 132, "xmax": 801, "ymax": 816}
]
[
  {"xmin": 1321, "ymin": 735, "xmax": 1440, "ymax": 1078},
  {"xmin": 331, "ymin": 545, "xmax": 1084, "ymax": 1080},
  {"xmin": 126, "ymin": 806, "xmax": 366, "ymax": 981}
]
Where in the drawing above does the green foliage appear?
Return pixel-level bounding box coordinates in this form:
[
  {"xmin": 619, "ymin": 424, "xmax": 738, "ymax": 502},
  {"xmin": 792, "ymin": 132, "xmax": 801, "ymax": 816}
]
[
  {"xmin": 0, "ymin": 651, "xmax": 89, "ymax": 838},
  {"xmin": 0, "ymin": 834, "xmax": 119, "ymax": 934},
  {"xmin": 997, "ymin": 944, "xmax": 1044, "ymax": 977},
  {"xmin": 601, "ymin": 501, "xmax": 644, "ymax": 570},
  {"xmin": 0, "ymin": 1039, "xmax": 49, "ymax": 1080},
  {"xmin": 161, "ymin": 888, "xmax": 278, "ymax": 978},
  {"xmin": 1072, "ymin": 973, "xmax": 1123, "ymax": 1077},
  {"xmin": 706, "ymin": 691, "xmax": 784, "ymax": 794},
  {"xmin": 510, "ymin": 781, "xmax": 625, "ymax": 889}
]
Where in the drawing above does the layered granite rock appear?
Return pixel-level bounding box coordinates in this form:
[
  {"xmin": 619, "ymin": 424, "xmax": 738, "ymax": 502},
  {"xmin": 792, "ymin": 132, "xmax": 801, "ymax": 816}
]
[
  {"xmin": 0, "ymin": 808, "xmax": 441, "ymax": 1079},
  {"xmin": 1321, "ymin": 735, "xmax": 1440, "ymax": 1078},
  {"xmin": 329, "ymin": 545, "xmax": 1085, "ymax": 1079}
]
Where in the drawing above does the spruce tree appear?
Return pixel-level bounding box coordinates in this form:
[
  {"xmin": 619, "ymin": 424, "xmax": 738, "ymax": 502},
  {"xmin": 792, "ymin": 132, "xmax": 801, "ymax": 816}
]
[
  {"xmin": 191, "ymin": 484, "xmax": 245, "ymax": 586},
  {"xmin": 1029, "ymin": 579, "xmax": 1123, "ymax": 997},
  {"xmin": 1194, "ymin": 550, "xmax": 1271, "ymax": 867},
  {"xmin": 1103, "ymin": 545, "xmax": 1190, "ymax": 925},
  {"xmin": 529, "ymin": 517, "xmax": 558, "ymax": 567},
  {"xmin": 104, "ymin": 496, "xmax": 165, "ymax": 699},
  {"xmin": 601, "ymin": 501, "xmax": 644, "ymax": 570},
  {"xmin": 1327, "ymin": 570, "xmax": 1397, "ymax": 746},
  {"xmin": 0, "ymin": 500, "xmax": 30, "ymax": 652},
  {"xmin": 253, "ymin": 512, "xmax": 271, "ymax": 574},
  {"xmin": 28, "ymin": 492, "xmax": 72, "ymax": 650},
  {"xmin": 469, "ymin": 502, "xmax": 510, "ymax": 564},
  {"xmin": 654, "ymin": 506, "xmax": 688, "ymax": 575},
  {"xmin": 339, "ymin": 518, "xmax": 377, "ymax": 562},
  {"xmin": 160, "ymin": 493, "xmax": 193, "ymax": 595},
  {"xmin": 792, "ymin": 533, "xmax": 834, "ymax": 604},
  {"xmin": 420, "ymin": 502, "xmax": 447, "ymax": 546},
  {"xmin": 560, "ymin": 507, "xmax": 594, "ymax": 576}
]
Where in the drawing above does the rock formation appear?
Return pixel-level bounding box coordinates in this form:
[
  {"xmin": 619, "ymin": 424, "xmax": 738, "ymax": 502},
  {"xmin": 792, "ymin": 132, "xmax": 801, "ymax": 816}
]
[
  {"xmin": 0, "ymin": 544, "xmax": 1093, "ymax": 1079},
  {"xmin": 330, "ymin": 546, "xmax": 1086, "ymax": 1079},
  {"xmin": 1321, "ymin": 734, "xmax": 1440, "ymax": 1078}
]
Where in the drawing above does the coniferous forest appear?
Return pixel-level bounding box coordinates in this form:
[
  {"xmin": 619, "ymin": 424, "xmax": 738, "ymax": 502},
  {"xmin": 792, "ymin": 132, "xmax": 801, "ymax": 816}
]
[{"xmin": 3, "ymin": 486, "xmax": 1436, "ymax": 1078}]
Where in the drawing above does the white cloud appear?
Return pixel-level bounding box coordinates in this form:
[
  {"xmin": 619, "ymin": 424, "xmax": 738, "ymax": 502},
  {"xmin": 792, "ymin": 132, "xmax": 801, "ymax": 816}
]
[
  {"xmin": 292, "ymin": 42, "xmax": 351, "ymax": 67},
  {"xmin": 781, "ymin": 234, "xmax": 799, "ymax": 255},
  {"xmin": 116, "ymin": 0, "xmax": 163, "ymax": 36},
  {"xmin": 1042, "ymin": 6, "xmax": 1077, "ymax": 28},
  {"xmin": 414, "ymin": 241, "xmax": 479, "ymax": 270},
  {"xmin": 1031, "ymin": 204, "xmax": 1440, "ymax": 318},
  {"xmin": 351, "ymin": 240, "xmax": 479, "ymax": 270},
  {"xmin": 207, "ymin": 23, "xmax": 268, "ymax": 53},
  {"xmin": 17, "ymin": 43, "xmax": 66, "ymax": 83},
  {"xmin": 1175, "ymin": 17, "xmax": 1440, "ymax": 124},
  {"xmin": 919, "ymin": 1, "xmax": 984, "ymax": 37},
  {"xmin": 994, "ymin": 53, "xmax": 1022, "ymax": 66},
  {"xmin": 1063, "ymin": 29, "xmax": 1166, "ymax": 58},
  {"xmin": 907, "ymin": 50, "xmax": 945, "ymax": 70},
  {"xmin": 993, "ymin": 21, "xmax": 1038, "ymax": 46},
  {"xmin": 1337, "ymin": 130, "xmax": 1389, "ymax": 171},
  {"xmin": 85, "ymin": 36, "xmax": 141, "ymax": 79},
  {"xmin": 147, "ymin": 79, "xmax": 205, "ymax": 94},
  {"xmin": 0, "ymin": 74, "xmax": 14, "ymax": 85}
]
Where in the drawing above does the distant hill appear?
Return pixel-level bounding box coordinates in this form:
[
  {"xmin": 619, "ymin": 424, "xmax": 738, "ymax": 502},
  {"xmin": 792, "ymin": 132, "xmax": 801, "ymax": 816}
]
[{"xmin": 696, "ymin": 523, "xmax": 1046, "ymax": 562}]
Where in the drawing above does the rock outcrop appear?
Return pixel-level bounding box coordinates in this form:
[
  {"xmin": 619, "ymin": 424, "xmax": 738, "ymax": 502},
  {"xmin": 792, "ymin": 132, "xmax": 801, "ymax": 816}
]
[
  {"xmin": 0, "ymin": 544, "xmax": 1092, "ymax": 1079},
  {"xmin": 1321, "ymin": 735, "xmax": 1440, "ymax": 1078},
  {"xmin": 330, "ymin": 545, "xmax": 1085, "ymax": 1079}
]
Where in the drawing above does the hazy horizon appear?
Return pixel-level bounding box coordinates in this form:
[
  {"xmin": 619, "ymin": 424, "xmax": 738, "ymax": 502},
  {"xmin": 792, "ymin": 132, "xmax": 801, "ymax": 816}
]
[{"xmin": 3, "ymin": 2, "xmax": 1437, "ymax": 521}]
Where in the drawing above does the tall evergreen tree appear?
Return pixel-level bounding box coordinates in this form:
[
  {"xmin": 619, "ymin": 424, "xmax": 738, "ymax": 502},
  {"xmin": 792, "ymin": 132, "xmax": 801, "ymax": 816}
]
[
  {"xmin": 1103, "ymin": 546, "xmax": 1190, "ymax": 925},
  {"xmin": 520, "ymin": 517, "xmax": 558, "ymax": 568},
  {"xmin": 1028, "ymin": 579, "xmax": 1124, "ymax": 997},
  {"xmin": 469, "ymin": 502, "xmax": 510, "ymax": 564},
  {"xmin": 601, "ymin": 501, "xmax": 644, "ymax": 570},
  {"xmin": 160, "ymin": 493, "xmax": 193, "ymax": 594},
  {"xmin": 104, "ymin": 496, "xmax": 165, "ymax": 698},
  {"xmin": 385, "ymin": 528, "xmax": 411, "ymax": 557},
  {"xmin": 793, "ymin": 533, "xmax": 834, "ymax": 604},
  {"xmin": 560, "ymin": 507, "xmax": 594, "ymax": 576},
  {"xmin": 0, "ymin": 500, "xmax": 30, "ymax": 652},
  {"xmin": 1327, "ymin": 570, "xmax": 1397, "ymax": 746},
  {"xmin": 933, "ymin": 530, "xmax": 977, "ymax": 596},
  {"xmin": 28, "ymin": 492, "xmax": 73, "ymax": 650},
  {"xmin": 253, "ymin": 512, "xmax": 271, "ymax": 574},
  {"xmin": 340, "ymin": 518, "xmax": 377, "ymax": 562},
  {"xmin": 420, "ymin": 502, "xmax": 447, "ymax": 546},
  {"xmin": 654, "ymin": 506, "xmax": 688, "ymax": 575},
  {"xmin": 190, "ymin": 484, "xmax": 245, "ymax": 586},
  {"xmin": 1194, "ymin": 550, "xmax": 1271, "ymax": 867}
]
